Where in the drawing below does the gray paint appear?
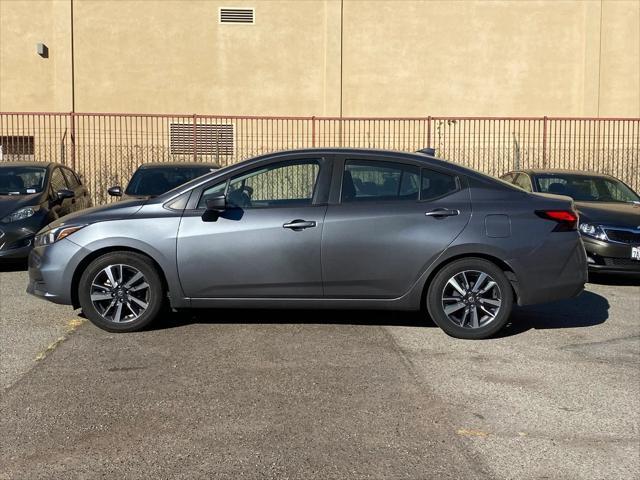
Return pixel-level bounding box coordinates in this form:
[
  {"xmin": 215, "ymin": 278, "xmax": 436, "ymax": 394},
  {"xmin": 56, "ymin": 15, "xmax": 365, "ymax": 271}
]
[{"xmin": 27, "ymin": 148, "xmax": 587, "ymax": 312}]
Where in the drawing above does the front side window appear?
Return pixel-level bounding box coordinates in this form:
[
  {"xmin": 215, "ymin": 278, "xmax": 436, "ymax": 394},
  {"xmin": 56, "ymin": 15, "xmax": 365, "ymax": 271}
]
[
  {"xmin": 199, "ymin": 160, "xmax": 320, "ymax": 209},
  {"xmin": 513, "ymin": 173, "xmax": 532, "ymax": 192},
  {"xmin": 50, "ymin": 168, "xmax": 68, "ymax": 193},
  {"xmin": 421, "ymin": 169, "xmax": 458, "ymax": 200},
  {"xmin": 342, "ymin": 160, "xmax": 420, "ymax": 202}
]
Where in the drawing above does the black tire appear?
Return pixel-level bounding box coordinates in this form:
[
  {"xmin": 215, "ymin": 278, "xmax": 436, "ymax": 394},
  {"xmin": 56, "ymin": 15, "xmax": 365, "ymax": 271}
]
[
  {"xmin": 427, "ymin": 258, "xmax": 514, "ymax": 340},
  {"xmin": 78, "ymin": 251, "xmax": 165, "ymax": 333}
]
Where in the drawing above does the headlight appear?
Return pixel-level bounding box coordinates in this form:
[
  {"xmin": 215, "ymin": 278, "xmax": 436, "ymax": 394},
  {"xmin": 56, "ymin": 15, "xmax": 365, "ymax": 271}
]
[
  {"xmin": 34, "ymin": 225, "xmax": 86, "ymax": 247},
  {"xmin": 579, "ymin": 223, "xmax": 608, "ymax": 241},
  {"xmin": 1, "ymin": 205, "xmax": 40, "ymax": 223}
]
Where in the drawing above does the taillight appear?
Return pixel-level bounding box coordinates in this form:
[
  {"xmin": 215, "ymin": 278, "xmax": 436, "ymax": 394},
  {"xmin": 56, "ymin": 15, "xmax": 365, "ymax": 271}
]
[{"xmin": 535, "ymin": 210, "xmax": 578, "ymax": 231}]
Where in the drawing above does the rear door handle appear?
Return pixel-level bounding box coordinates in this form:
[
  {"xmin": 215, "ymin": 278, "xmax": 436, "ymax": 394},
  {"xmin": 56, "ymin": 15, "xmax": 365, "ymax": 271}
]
[
  {"xmin": 425, "ymin": 208, "xmax": 460, "ymax": 218},
  {"xmin": 283, "ymin": 219, "xmax": 317, "ymax": 230}
]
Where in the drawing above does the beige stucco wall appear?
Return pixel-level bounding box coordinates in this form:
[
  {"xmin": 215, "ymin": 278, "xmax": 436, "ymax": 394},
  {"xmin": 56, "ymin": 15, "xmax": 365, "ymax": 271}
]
[{"xmin": 1, "ymin": 0, "xmax": 638, "ymax": 116}]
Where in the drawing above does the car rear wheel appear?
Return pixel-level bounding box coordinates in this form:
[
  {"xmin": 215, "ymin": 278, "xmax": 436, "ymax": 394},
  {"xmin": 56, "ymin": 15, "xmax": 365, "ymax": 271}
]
[
  {"xmin": 427, "ymin": 258, "xmax": 513, "ymax": 339},
  {"xmin": 78, "ymin": 251, "xmax": 164, "ymax": 332}
]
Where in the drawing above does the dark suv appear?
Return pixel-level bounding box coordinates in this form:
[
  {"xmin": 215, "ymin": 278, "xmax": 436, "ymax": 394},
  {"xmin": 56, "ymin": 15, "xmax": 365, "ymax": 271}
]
[
  {"xmin": 0, "ymin": 162, "xmax": 91, "ymax": 259},
  {"xmin": 501, "ymin": 169, "xmax": 640, "ymax": 273}
]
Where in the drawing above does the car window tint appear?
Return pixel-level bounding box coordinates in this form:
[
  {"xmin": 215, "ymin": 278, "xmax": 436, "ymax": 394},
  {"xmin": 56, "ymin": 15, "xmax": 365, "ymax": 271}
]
[
  {"xmin": 224, "ymin": 160, "xmax": 320, "ymax": 208},
  {"xmin": 126, "ymin": 166, "xmax": 214, "ymax": 197},
  {"xmin": 342, "ymin": 160, "xmax": 420, "ymax": 202},
  {"xmin": 501, "ymin": 173, "xmax": 514, "ymax": 183},
  {"xmin": 62, "ymin": 168, "xmax": 81, "ymax": 188},
  {"xmin": 421, "ymin": 169, "xmax": 458, "ymax": 200},
  {"xmin": 198, "ymin": 181, "xmax": 228, "ymax": 209},
  {"xmin": 50, "ymin": 168, "xmax": 68, "ymax": 192},
  {"xmin": 513, "ymin": 174, "xmax": 532, "ymax": 192}
]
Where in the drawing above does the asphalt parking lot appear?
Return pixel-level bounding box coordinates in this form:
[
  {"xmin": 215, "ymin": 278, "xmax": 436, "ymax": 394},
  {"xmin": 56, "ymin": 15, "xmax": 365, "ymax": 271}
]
[{"xmin": 1, "ymin": 266, "xmax": 638, "ymax": 479}]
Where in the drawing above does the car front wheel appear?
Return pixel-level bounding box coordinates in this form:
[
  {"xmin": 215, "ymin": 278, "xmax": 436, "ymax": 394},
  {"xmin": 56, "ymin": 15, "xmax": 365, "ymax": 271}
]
[
  {"xmin": 427, "ymin": 258, "xmax": 514, "ymax": 340},
  {"xmin": 78, "ymin": 251, "xmax": 165, "ymax": 332}
]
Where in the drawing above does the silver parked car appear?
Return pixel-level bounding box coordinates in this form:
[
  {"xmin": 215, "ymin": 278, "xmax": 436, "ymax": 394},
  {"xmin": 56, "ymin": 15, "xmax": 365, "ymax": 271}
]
[{"xmin": 27, "ymin": 149, "xmax": 587, "ymax": 339}]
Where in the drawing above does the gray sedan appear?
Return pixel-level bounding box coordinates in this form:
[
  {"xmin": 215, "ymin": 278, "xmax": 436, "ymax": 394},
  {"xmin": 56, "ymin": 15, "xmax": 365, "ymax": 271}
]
[{"xmin": 27, "ymin": 149, "xmax": 587, "ymax": 339}]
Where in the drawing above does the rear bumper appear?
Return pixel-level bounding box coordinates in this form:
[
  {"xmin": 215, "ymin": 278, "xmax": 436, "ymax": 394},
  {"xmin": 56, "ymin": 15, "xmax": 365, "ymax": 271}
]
[
  {"xmin": 511, "ymin": 234, "xmax": 588, "ymax": 306},
  {"xmin": 583, "ymin": 238, "xmax": 640, "ymax": 273}
]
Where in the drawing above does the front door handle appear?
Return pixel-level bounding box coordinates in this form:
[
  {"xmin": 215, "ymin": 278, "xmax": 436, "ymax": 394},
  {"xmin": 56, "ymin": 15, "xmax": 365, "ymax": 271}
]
[
  {"xmin": 283, "ymin": 219, "xmax": 317, "ymax": 230},
  {"xmin": 425, "ymin": 208, "xmax": 460, "ymax": 218}
]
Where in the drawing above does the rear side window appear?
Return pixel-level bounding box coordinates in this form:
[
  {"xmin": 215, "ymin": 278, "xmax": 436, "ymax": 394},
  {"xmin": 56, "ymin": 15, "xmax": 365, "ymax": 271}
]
[
  {"xmin": 421, "ymin": 169, "xmax": 458, "ymax": 200},
  {"xmin": 342, "ymin": 160, "xmax": 420, "ymax": 202}
]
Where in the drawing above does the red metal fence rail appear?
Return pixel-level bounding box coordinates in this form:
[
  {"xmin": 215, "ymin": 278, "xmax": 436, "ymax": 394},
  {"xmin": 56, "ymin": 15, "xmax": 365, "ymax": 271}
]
[{"xmin": 1, "ymin": 112, "xmax": 638, "ymax": 205}]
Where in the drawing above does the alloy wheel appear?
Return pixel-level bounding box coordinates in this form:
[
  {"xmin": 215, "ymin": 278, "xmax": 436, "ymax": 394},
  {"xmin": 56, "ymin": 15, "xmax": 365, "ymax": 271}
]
[
  {"xmin": 441, "ymin": 270, "xmax": 502, "ymax": 329},
  {"xmin": 90, "ymin": 264, "xmax": 150, "ymax": 324}
]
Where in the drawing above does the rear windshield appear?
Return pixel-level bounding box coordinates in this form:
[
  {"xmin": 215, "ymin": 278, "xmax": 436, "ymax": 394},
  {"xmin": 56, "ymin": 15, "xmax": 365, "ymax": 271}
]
[
  {"xmin": 125, "ymin": 166, "xmax": 215, "ymax": 197},
  {"xmin": 534, "ymin": 174, "xmax": 639, "ymax": 203},
  {"xmin": 0, "ymin": 166, "xmax": 47, "ymax": 195}
]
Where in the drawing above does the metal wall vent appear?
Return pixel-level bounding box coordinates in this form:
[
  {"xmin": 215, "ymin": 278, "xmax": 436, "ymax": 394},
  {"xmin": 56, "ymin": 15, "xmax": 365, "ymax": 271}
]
[
  {"xmin": 170, "ymin": 124, "xmax": 234, "ymax": 156},
  {"xmin": 219, "ymin": 8, "xmax": 255, "ymax": 24}
]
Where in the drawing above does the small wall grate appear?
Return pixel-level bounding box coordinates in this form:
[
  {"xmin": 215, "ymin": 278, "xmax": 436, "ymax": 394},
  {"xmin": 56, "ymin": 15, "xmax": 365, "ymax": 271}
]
[
  {"xmin": 170, "ymin": 123, "xmax": 234, "ymax": 156},
  {"xmin": 219, "ymin": 8, "xmax": 255, "ymax": 24}
]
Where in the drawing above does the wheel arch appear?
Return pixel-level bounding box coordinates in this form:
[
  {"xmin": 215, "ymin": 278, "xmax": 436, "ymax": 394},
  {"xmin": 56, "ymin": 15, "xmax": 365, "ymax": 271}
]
[
  {"xmin": 418, "ymin": 251, "xmax": 520, "ymax": 310},
  {"xmin": 71, "ymin": 246, "xmax": 170, "ymax": 309}
]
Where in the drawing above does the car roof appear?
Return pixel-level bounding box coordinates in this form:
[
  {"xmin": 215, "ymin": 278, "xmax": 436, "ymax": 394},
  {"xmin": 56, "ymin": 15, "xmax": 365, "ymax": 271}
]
[
  {"xmin": 0, "ymin": 161, "xmax": 55, "ymax": 168},
  {"xmin": 244, "ymin": 147, "xmax": 477, "ymax": 175},
  {"xmin": 511, "ymin": 168, "xmax": 616, "ymax": 179},
  {"xmin": 137, "ymin": 162, "xmax": 220, "ymax": 169}
]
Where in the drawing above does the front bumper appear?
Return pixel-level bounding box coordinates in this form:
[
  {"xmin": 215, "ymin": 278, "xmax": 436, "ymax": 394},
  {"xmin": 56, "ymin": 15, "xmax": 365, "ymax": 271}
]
[
  {"xmin": 583, "ymin": 237, "xmax": 640, "ymax": 273},
  {"xmin": 27, "ymin": 238, "xmax": 89, "ymax": 306},
  {"xmin": 0, "ymin": 215, "xmax": 46, "ymax": 259}
]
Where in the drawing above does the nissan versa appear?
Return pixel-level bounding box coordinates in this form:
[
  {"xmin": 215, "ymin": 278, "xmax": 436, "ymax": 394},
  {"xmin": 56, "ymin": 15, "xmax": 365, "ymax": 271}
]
[
  {"xmin": 27, "ymin": 149, "xmax": 587, "ymax": 339},
  {"xmin": 501, "ymin": 169, "xmax": 640, "ymax": 273}
]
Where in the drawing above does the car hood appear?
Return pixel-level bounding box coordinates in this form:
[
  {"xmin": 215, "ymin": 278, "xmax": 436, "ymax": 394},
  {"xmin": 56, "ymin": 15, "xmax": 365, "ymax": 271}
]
[
  {"xmin": 46, "ymin": 198, "xmax": 148, "ymax": 231},
  {"xmin": 0, "ymin": 193, "xmax": 45, "ymax": 219},
  {"xmin": 575, "ymin": 201, "xmax": 640, "ymax": 228}
]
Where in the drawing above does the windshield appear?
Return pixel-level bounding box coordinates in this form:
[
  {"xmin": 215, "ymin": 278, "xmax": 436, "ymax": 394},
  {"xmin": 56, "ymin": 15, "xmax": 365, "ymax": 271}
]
[
  {"xmin": 125, "ymin": 166, "xmax": 215, "ymax": 197},
  {"xmin": 534, "ymin": 174, "xmax": 640, "ymax": 203},
  {"xmin": 0, "ymin": 166, "xmax": 47, "ymax": 195}
]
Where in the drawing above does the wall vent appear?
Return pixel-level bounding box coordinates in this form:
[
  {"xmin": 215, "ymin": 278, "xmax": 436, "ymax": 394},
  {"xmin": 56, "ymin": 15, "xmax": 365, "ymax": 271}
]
[
  {"xmin": 170, "ymin": 123, "xmax": 234, "ymax": 156},
  {"xmin": 219, "ymin": 7, "xmax": 255, "ymax": 24}
]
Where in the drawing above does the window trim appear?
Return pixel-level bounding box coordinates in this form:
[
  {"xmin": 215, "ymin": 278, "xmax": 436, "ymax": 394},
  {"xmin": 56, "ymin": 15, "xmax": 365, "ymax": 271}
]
[
  {"xmin": 337, "ymin": 157, "xmax": 461, "ymax": 205},
  {"xmin": 190, "ymin": 156, "xmax": 329, "ymax": 211}
]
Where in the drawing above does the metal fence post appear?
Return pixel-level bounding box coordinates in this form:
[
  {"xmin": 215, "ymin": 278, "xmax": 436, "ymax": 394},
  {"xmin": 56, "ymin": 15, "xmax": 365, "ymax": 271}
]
[
  {"xmin": 542, "ymin": 115, "xmax": 548, "ymax": 168},
  {"xmin": 311, "ymin": 116, "xmax": 316, "ymax": 147},
  {"xmin": 69, "ymin": 111, "xmax": 76, "ymax": 170},
  {"xmin": 426, "ymin": 116, "xmax": 432, "ymax": 148},
  {"xmin": 192, "ymin": 113, "xmax": 198, "ymax": 162}
]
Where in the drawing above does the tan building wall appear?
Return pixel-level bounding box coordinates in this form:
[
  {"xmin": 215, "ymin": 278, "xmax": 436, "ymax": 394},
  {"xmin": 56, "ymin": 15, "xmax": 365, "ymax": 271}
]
[{"xmin": 1, "ymin": 0, "xmax": 639, "ymax": 117}]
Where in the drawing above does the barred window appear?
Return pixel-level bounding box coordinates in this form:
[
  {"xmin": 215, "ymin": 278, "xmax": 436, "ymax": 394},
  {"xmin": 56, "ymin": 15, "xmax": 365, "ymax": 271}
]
[{"xmin": 0, "ymin": 136, "xmax": 35, "ymax": 156}]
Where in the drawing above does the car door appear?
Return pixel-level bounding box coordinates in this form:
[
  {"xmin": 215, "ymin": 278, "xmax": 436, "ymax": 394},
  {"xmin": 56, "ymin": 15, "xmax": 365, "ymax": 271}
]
[
  {"xmin": 321, "ymin": 155, "xmax": 471, "ymax": 298},
  {"xmin": 176, "ymin": 155, "xmax": 331, "ymax": 298}
]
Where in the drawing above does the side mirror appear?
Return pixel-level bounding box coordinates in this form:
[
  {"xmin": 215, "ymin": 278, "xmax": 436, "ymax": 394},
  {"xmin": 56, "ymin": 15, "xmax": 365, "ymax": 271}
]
[
  {"xmin": 108, "ymin": 186, "xmax": 122, "ymax": 197},
  {"xmin": 56, "ymin": 189, "xmax": 75, "ymax": 202},
  {"xmin": 205, "ymin": 194, "xmax": 227, "ymax": 212}
]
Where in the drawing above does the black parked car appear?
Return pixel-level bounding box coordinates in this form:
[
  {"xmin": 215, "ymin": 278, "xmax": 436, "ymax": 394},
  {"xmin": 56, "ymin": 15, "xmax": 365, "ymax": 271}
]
[
  {"xmin": 501, "ymin": 169, "xmax": 640, "ymax": 273},
  {"xmin": 0, "ymin": 162, "xmax": 91, "ymax": 259},
  {"xmin": 108, "ymin": 162, "xmax": 219, "ymax": 200}
]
